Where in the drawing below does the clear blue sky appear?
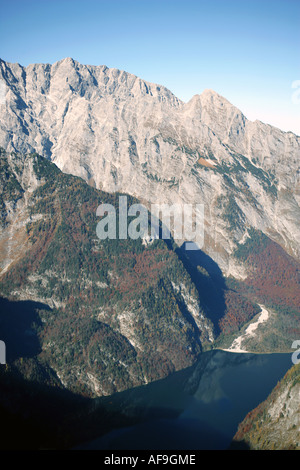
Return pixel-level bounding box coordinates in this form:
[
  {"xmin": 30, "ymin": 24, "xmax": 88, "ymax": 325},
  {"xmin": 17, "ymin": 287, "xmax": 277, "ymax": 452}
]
[{"xmin": 1, "ymin": 0, "xmax": 299, "ymax": 134}]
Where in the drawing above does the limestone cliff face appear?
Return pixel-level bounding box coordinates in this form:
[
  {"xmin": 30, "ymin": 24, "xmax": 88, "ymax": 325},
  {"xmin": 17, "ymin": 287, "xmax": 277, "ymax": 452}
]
[
  {"xmin": 0, "ymin": 57, "xmax": 299, "ymax": 276},
  {"xmin": 232, "ymin": 364, "xmax": 300, "ymax": 450}
]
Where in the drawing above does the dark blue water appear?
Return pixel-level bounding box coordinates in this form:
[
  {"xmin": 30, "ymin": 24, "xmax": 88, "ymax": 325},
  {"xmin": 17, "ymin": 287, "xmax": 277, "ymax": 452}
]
[{"xmin": 77, "ymin": 350, "xmax": 292, "ymax": 450}]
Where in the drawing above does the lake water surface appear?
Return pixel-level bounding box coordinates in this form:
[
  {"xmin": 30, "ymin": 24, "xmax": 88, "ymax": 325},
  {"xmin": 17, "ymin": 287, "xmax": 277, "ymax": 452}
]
[{"xmin": 77, "ymin": 350, "xmax": 292, "ymax": 450}]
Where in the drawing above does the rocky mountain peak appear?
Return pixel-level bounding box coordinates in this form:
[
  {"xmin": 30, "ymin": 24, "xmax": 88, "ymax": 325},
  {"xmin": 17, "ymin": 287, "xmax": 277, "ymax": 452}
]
[{"xmin": 0, "ymin": 58, "xmax": 299, "ymax": 269}]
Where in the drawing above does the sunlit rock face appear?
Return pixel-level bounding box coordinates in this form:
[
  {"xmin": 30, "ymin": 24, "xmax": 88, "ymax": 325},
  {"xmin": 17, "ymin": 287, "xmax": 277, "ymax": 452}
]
[{"xmin": 1, "ymin": 58, "xmax": 299, "ymax": 274}]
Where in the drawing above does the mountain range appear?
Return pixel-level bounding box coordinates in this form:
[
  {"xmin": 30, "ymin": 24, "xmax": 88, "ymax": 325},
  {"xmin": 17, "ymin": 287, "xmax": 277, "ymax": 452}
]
[
  {"xmin": 0, "ymin": 58, "xmax": 299, "ymax": 450},
  {"xmin": 1, "ymin": 57, "xmax": 300, "ymax": 275}
]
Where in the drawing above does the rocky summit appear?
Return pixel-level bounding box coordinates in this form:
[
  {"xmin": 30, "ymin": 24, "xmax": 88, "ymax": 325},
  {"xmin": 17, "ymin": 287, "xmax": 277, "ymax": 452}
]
[
  {"xmin": 0, "ymin": 58, "xmax": 299, "ymax": 451},
  {"xmin": 0, "ymin": 57, "xmax": 300, "ymax": 279}
]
